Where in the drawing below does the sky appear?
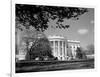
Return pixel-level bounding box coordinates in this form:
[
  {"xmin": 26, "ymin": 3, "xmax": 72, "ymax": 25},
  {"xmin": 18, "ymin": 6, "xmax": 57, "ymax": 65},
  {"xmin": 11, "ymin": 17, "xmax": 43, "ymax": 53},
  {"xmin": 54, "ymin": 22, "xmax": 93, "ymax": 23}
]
[{"xmin": 44, "ymin": 8, "xmax": 94, "ymax": 49}]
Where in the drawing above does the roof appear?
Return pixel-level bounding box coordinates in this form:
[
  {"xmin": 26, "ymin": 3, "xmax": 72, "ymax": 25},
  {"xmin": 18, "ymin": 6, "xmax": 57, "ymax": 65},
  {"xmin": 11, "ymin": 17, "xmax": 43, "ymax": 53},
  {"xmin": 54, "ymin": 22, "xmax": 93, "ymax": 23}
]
[
  {"xmin": 48, "ymin": 35, "xmax": 80, "ymax": 43},
  {"xmin": 67, "ymin": 40, "xmax": 80, "ymax": 43},
  {"xmin": 48, "ymin": 35, "xmax": 64, "ymax": 39}
]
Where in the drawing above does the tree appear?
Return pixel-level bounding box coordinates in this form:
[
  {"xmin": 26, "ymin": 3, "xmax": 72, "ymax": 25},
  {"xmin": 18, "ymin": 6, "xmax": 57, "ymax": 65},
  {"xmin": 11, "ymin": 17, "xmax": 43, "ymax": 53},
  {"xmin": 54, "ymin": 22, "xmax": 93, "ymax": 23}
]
[
  {"xmin": 86, "ymin": 44, "xmax": 94, "ymax": 55},
  {"xmin": 15, "ymin": 4, "xmax": 88, "ymax": 60},
  {"xmin": 76, "ymin": 47, "xmax": 87, "ymax": 59},
  {"xmin": 22, "ymin": 28, "xmax": 47, "ymax": 51},
  {"xmin": 25, "ymin": 37, "xmax": 54, "ymax": 60},
  {"xmin": 16, "ymin": 4, "xmax": 88, "ymax": 32},
  {"xmin": 15, "ymin": 26, "xmax": 45, "ymax": 54},
  {"xmin": 21, "ymin": 28, "xmax": 53, "ymax": 60}
]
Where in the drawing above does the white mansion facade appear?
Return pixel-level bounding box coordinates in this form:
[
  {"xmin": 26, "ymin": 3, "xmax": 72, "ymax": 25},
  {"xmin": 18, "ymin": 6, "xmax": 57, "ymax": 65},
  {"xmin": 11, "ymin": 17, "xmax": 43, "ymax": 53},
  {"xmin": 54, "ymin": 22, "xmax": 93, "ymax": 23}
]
[
  {"xmin": 48, "ymin": 35, "xmax": 80, "ymax": 60},
  {"xmin": 16, "ymin": 35, "xmax": 80, "ymax": 61}
]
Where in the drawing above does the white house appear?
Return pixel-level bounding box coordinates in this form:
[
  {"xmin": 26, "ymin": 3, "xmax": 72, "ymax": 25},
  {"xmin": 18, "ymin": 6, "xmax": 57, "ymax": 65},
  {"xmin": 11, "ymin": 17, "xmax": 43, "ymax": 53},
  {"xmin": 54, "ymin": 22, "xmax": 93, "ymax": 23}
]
[
  {"xmin": 48, "ymin": 35, "xmax": 80, "ymax": 60},
  {"xmin": 16, "ymin": 35, "xmax": 80, "ymax": 61}
]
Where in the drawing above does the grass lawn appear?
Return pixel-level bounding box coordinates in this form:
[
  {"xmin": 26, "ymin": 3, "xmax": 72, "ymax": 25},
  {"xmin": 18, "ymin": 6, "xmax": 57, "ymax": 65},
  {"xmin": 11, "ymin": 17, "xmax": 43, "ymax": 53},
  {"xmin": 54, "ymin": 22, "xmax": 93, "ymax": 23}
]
[{"xmin": 16, "ymin": 59, "xmax": 94, "ymax": 73}]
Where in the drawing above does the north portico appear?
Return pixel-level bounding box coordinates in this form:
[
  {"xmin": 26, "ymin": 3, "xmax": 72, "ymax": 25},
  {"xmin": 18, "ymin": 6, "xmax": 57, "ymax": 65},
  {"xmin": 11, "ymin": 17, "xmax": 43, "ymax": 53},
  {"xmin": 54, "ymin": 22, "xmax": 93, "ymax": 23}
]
[
  {"xmin": 48, "ymin": 35, "xmax": 67, "ymax": 60},
  {"xmin": 48, "ymin": 35, "xmax": 80, "ymax": 60}
]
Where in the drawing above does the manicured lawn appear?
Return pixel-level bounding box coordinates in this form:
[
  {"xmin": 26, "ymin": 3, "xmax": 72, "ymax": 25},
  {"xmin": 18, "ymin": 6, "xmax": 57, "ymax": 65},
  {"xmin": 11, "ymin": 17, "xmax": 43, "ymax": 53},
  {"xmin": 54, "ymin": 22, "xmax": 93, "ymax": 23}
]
[{"xmin": 16, "ymin": 59, "xmax": 94, "ymax": 73}]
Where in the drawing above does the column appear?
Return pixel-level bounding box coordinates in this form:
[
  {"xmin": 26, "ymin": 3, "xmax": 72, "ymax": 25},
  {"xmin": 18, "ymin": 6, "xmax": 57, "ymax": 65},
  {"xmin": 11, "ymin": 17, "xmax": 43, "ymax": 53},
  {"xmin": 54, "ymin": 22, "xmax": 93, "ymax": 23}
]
[
  {"xmin": 57, "ymin": 41, "xmax": 58, "ymax": 57},
  {"xmin": 73, "ymin": 45, "xmax": 76, "ymax": 59},
  {"xmin": 74, "ymin": 45, "xmax": 77, "ymax": 58},
  {"xmin": 65, "ymin": 42, "xmax": 67, "ymax": 60},
  {"xmin": 75, "ymin": 45, "xmax": 77, "ymax": 50},
  {"xmin": 62, "ymin": 41, "xmax": 64, "ymax": 60},
  {"xmin": 55, "ymin": 41, "xmax": 57, "ymax": 57},
  {"xmin": 60, "ymin": 41, "xmax": 62, "ymax": 60},
  {"xmin": 63, "ymin": 41, "xmax": 65, "ymax": 59},
  {"xmin": 58, "ymin": 40, "xmax": 60, "ymax": 60},
  {"xmin": 53, "ymin": 40, "xmax": 55, "ymax": 56},
  {"xmin": 71, "ymin": 45, "xmax": 74, "ymax": 58}
]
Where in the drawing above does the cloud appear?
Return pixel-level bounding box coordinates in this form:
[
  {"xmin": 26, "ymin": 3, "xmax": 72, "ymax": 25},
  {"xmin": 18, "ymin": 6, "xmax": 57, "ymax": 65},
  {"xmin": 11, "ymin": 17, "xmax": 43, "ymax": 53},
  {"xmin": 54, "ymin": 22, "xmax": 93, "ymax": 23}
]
[{"xmin": 77, "ymin": 29, "xmax": 88, "ymax": 35}]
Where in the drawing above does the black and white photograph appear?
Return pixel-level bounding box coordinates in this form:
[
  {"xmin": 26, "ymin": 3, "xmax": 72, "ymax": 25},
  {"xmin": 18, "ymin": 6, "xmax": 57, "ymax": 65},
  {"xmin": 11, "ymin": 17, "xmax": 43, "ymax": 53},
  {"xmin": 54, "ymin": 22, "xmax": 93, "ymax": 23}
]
[{"xmin": 15, "ymin": 4, "xmax": 94, "ymax": 73}]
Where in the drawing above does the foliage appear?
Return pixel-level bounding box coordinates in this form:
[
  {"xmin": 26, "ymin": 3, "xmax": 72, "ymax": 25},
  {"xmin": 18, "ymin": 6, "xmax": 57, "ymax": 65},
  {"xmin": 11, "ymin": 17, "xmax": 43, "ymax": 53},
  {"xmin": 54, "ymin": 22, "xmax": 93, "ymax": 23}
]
[
  {"xmin": 25, "ymin": 37, "xmax": 54, "ymax": 60},
  {"xmin": 76, "ymin": 47, "xmax": 87, "ymax": 59},
  {"xmin": 86, "ymin": 44, "xmax": 94, "ymax": 55},
  {"xmin": 16, "ymin": 4, "xmax": 88, "ymax": 32},
  {"xmin": 16, "ymin": 4, "xmax": 88, "ymax": 61}
]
